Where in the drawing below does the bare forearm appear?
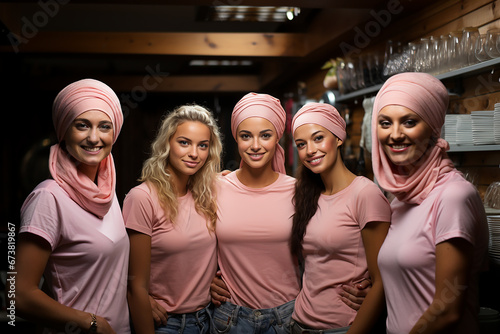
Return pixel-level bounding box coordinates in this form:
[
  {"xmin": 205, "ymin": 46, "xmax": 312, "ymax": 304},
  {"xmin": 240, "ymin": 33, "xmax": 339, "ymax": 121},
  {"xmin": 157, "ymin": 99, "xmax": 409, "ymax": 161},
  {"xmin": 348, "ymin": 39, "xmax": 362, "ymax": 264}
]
[
  {"xmin": 410, "ymin": 239, "xmax": 472, "ymax": 334},
  {"xmin": 346, "ymin": 281, "xmax": 385, "ymax": 334},
  {"xmin": 16, "ymin": 288, "xmax": 94, "ymax": 332},
  {"xmin": 409, "ymin": 300, "xmax": 461, "ymax": 334},
  {"xmin": 127, "ymin": 286, "xmax": 156, "ymax": 334}
]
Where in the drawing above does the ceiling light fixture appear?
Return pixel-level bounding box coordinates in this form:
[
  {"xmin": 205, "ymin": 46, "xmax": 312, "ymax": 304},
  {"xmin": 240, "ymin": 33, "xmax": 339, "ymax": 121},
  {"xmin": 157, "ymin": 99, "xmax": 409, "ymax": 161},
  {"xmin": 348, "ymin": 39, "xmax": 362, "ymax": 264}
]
[
  {"xmin": 209, "ymin": 6, "xmax": 300, "ymax": 22},
  {"xmin": 189, "ymin": 60, "xmax": 254, "ymax": 67}
]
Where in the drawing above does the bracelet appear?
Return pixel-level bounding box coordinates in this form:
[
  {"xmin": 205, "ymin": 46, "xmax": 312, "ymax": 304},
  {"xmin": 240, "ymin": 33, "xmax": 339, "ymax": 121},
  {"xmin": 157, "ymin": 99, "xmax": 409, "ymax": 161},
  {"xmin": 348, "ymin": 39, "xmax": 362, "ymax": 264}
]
[{"xmin": 89, "ymin": 313, "xmax": 97, "ymax": 333}]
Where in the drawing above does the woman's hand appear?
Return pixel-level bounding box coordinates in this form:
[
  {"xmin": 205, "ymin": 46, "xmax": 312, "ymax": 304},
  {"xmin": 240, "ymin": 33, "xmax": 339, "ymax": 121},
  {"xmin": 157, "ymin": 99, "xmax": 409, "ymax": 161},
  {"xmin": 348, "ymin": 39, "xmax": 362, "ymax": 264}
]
[
  {"xmin": 210, "ymin": 270, "xmax": 231, "ymax": 307},
  {"xmin": 219, "ymin": 170, "xmax": 231, "ymax": 177},
  {"xmin": 149, "ymin": 294, "xmax": 168, "ymax": 327},
  {"xmin": 92, "ymin": 314, "xmax": 116, "ymax": 334},
  {"xmin": 339, "ymin": 278, "xmax": 372, "ymax": 311}
]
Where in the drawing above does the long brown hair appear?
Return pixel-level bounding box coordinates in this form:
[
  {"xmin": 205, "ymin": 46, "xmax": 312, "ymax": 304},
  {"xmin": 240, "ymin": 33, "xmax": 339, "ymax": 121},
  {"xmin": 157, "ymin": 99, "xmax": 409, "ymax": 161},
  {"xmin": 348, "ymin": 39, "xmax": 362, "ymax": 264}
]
[{"xmin": 291, "ymin": 164, "xmax": 324, "ymax": 262}]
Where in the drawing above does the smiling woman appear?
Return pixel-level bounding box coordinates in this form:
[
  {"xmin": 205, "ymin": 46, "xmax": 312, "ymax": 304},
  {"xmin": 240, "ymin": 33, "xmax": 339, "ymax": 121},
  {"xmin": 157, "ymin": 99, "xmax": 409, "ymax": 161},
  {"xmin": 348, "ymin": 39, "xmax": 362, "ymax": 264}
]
[
  {"xmin": 167, "ymin": 120, "xmax": 211, "ymax": 194},
  {"xmin": 64, "ymin": 110, "xmax": 114, "ymax": 181},
  {"xmin": 236, "ymin": 117, "xmax": 278, "ymax": 176},
  {"xmin": 376, "ymin": 105, "xmax": 434, "ymax": 173},
  {"xmin": 123, "ymin": 104, "xmax": 223, "ymax": 334},
  {"xmin": 371, "ymin": 72, "xmax": 489, "ymax": 334},
  {"xmin": 210, "ymin": 92, "xmax": 299, "ymax": 334},
  {"xmin": 15, "ymin": 78, "xmax": 130, "ymax": 334},
  {"xmin": 289, "ymin": 103, "xmax": 390, "ymax": 334}
]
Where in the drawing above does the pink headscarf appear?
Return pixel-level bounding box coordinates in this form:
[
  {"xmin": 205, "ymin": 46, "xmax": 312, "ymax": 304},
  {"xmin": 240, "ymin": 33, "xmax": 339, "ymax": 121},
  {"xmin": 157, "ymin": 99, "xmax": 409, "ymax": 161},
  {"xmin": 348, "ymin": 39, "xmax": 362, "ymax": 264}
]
[
  {"xmin": 231, "ymin": 92, "xmax": 287, "ymax": 174},
  {"xmin": 292, "ymin": 102, "xmax": 346, "ymax": 141},
  {"xmin": 49, "ymin": 79, "xmax": 124, "ymax": 218},
  {"xmin": 371, "ymin": 72, "xmax": 455, "ymax": 204}
]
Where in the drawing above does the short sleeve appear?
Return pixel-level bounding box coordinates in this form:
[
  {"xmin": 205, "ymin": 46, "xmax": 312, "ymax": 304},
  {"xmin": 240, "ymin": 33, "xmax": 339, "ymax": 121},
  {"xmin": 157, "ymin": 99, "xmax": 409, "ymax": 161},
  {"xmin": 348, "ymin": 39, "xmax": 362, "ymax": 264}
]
[
  {"xmin": 20, "ymin": 188, "xmax": 61, "ymax": 249},
  {"xmin": 355, "ymin": 181, "xmax": 392, "ymax": 230},
  {"xmin": 123, "ymin": 186, "xmax": 157, "ymax": 236},
  {"xmin": 434, "ymin": 181, "xmax": 483, "ymax": 246}
]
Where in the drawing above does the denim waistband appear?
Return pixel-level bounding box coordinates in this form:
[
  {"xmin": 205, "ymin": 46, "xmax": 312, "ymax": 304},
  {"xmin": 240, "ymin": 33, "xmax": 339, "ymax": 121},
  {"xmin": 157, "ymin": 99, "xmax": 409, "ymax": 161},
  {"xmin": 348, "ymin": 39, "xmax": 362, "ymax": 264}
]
[
  {"xmin": 168, "ymin": 304, "xmax": 211, "ymax": 321},
  {"xmin": 290, "ymin": 320, "xmax": 350, "ymax": 334},
  {"xmin": 216, "ymin": 300, "xmax": 295, "ymax": 326}
]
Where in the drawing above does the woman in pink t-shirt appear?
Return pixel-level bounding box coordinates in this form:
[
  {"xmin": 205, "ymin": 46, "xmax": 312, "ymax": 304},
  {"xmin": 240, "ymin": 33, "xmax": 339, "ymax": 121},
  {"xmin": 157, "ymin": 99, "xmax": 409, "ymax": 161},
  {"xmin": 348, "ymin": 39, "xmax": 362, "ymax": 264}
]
[
  {"xmin": 16, "ymin": 79, "xmax": 130, "ymax": 334},
  {"xmin": 290, "ymin": 103, "xmax": 391, "ymax": 334},
  {"xmin": 371, "ymin": 72, "xmax": 489, "ymax": 334},
  {"xmin": 124, "ymin": 104, "xmax": 222, "ymax": 334},
  {"xmin": 210, "ymin": 93, "xmax": 370, "ymax": 334},
  {"xmin": 210, "ymin": 93, "xmax": 298, "ymax": 334}
]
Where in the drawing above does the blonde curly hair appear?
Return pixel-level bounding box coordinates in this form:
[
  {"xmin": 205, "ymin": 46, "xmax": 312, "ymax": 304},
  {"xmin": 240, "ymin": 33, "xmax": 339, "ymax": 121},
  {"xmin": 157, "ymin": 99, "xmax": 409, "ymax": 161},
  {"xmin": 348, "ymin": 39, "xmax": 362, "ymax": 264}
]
[{"xmin": 139, "ymin": 104, "xmax": 222, "ymax": 231}]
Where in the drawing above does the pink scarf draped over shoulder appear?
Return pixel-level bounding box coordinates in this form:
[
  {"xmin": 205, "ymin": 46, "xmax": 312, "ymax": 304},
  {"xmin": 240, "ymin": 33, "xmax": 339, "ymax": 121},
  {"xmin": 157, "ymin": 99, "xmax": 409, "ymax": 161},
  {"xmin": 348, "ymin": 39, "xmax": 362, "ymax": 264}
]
[
  {"xmin": 371, "ymin": 72, "xmax": 455, "ymax": 204},
  {"xmin": 49, "ymin": 78, "xmax": 124, "ymax": 218}
]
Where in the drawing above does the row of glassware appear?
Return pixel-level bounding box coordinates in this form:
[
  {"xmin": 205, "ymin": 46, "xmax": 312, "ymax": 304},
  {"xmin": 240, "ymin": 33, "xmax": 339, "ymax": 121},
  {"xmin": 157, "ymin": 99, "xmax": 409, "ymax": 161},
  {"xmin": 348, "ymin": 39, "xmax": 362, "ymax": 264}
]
[
  {"xmin": 333, "ymin": 54, "xmax": 385, "ymax": 95},
  {"xmin": 333, "ymin": 26, "xmax": 500, "ymax": 95},
  {"xmin": 384, "ymin": 26, "xmax": 500, "ymax": 77}
]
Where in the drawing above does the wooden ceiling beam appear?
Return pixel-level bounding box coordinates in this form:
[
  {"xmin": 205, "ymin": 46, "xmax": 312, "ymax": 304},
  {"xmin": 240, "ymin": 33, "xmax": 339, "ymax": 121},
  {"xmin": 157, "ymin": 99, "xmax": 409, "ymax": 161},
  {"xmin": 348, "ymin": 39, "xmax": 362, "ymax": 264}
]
[
  {"xmin": 1, "ymin": 31, "xmax": 306, "ymax": 57},
  {"xmin": 29, "ymin": 75, "xmax": 261, "ymax": 93},
  {"xmin": 108, "ymin": 75, "xmax": 261, "ymax": 92}
]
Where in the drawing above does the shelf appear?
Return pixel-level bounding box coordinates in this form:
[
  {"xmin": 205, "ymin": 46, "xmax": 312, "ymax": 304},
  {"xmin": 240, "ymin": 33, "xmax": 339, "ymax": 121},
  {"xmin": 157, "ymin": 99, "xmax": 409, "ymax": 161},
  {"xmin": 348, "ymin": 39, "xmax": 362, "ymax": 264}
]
[
  {"xmin": 448, "ymin": 144, "xmax": 500, "ymax": 152},
  {"xmin": 436, "ymin": 57, "xmax": 500, "ymax": 80},
  {"xmin": 334, "ymin": 83, "xmax": 383, "ymax": 103},
  {"xmin": 485, "ymin": 205, "xmax": 500, "ymax": 215},
  {"xmin": 334, "ymin": 57, "xmax": 500, "ymax": 104}
]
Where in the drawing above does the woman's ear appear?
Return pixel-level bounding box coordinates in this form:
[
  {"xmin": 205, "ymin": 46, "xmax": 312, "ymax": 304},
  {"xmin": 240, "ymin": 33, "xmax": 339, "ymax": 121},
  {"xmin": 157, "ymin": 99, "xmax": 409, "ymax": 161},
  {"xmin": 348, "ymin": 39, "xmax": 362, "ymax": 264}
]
[{"xmin": 337, "ymin": 138, "xmax": 343, "ymax": 148}]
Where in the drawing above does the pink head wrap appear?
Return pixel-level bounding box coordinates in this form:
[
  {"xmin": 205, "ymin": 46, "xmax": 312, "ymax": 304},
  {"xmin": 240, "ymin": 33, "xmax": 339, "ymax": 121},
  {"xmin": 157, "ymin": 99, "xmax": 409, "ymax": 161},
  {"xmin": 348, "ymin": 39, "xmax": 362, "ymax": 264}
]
[
  {"xmin": 52, "ymin": 78, "xmax": 123, "ymax": 143},
  {"xmin": 49, "ymin": 79, "xmax": 123, "ymax": 218},
  {"xmin": 231, "ymin": 92, "xmax": 287, "ymax": 174},
  {"xmin": 292, "ymin": 102, "xmax": 346, "ymax": 141},
  {"xmin": 371, "ymin": 72, "xmax": 455, "ymax": 204}
]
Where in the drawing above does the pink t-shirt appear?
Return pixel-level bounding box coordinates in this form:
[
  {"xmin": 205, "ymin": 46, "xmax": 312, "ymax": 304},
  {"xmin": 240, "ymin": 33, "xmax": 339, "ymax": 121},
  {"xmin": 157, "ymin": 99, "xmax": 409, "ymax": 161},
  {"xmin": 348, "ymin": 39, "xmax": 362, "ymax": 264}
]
[
  {"xmin": 123, "ymin": 182, "xmax": 217, "ymax": 314},
  {"xmin": 378, "ymin": 171, "xmax": 489, "ymax": 334},
  {"xmin": 216, "ymin": 172, "xmax": 301, "ymax": 309},
  {"xmin": 292, "ymin": 177, "xmax": 391, "ymax": 329},
  {"xmin": 20, "ymin": 179, "xmax": 131, "ymax": 334}
]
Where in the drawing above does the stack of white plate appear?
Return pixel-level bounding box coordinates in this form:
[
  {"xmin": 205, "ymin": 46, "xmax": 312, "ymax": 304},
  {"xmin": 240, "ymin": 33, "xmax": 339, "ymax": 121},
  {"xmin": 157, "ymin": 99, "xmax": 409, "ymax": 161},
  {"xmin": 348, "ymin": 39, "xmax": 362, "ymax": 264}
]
[
  {"xmin": 456, "ymin": 114, "xmax": 473, "ymax": 145},
  {"xmin": 444, "ymin": 114, "xmax": 459, "ymax": 145},
  {"xmin": 471, "ymin": 111, "xmax": 495, "ymax": 145},
  {"xmin": 487, "ymin": 214, "xmax": 500, "ymax": 265},
  {"xmin": 494, "ymin": 103, "xmax": 500, "ymax": 144}
]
